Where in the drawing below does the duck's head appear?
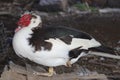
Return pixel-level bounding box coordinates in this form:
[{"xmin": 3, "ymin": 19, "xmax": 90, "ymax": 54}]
[{"xmin": 15, "ymin": 13, "xmax": 42, "ymax": 32}]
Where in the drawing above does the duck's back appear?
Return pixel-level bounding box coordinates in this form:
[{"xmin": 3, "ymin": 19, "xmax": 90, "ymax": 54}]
[{"xmin": 31, "ymin": 26, "xmax": 92, "ymax": 40}]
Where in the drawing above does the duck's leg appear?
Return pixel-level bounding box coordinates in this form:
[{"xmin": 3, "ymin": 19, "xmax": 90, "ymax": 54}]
[
  {"xmin": 33, "ymin": 67, "xmax": 55, "ymax": 77},
  {"xmin": 66, "ymin": 60, "xmax": 72, "ymax": 67}
]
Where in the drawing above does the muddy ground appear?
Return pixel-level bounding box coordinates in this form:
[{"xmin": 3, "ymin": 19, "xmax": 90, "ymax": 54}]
[{"xmin": 0, "ymin": 12, "xmax": 120, "ymax": 80}]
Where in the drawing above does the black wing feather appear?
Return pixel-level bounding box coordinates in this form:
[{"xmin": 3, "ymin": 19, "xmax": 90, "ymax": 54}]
[{"xmin": 28, "ymin": 26, "xmax": 92, "ymax": 51}]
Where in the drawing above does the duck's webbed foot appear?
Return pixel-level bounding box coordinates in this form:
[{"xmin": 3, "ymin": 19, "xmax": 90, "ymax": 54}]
[{"xmin": 33, "ymin": 67, "xmax": 56, "ymax": 77}]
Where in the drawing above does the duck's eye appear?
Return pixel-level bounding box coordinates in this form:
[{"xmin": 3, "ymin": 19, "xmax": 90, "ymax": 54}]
[{"xmin": 33, "ymin": 21, "xmax": 36, "ymax": 23}]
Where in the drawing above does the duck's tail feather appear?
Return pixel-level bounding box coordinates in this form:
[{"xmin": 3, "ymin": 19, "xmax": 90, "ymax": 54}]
[
  {"xmin": 88, "ymin": 45, "xmax": 115, "ymax": 55},
  {"xmin": 88, "ymin": 45, "xmax": 120, "ymax": 59}
]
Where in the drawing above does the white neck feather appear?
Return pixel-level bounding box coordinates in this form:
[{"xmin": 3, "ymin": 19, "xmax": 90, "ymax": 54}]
[{"xmin": 28, "ymin": 15, "xmax": 42, "ymax": 29}]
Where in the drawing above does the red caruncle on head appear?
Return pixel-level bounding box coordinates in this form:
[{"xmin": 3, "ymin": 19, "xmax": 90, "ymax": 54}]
[{"xmin": 17, "ymin": 14, "xmax": 32, "ymax": 27}]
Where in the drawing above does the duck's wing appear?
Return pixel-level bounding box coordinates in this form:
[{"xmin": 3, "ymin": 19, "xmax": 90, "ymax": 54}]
[{"xmin": 28, "ymin": 26, "xmax": 96, "ymax": 50}]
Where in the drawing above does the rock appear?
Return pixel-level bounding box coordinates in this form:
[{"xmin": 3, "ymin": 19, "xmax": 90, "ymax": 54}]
[
  {"xmin": 118, "ymin": 41, "xmax": 120, "ymax": 44},
  {"xmin": 13, "ymin": 0, "xmax": 34, "ymax": 10},
  {"xmin": 68, "ymin": 6, "xmax": 81, "ymax": 14},
  {"xmin": 0, "ymin": 0, "xmax": 13, "ymax": 3},
  {"xmin": 107, "ymin": 0, "xmax": 120, "ymax": 8},
  {"xmin": 85, "ymin": 0, "xmax": 107, "ymax": 7},
  {"xmin": 13, "ymin": 0, "xmax": 31, "ymax": 6},
  {"xmin": 82, "ymin": 0, "xmax": 120, "ymax": 8},
  {"xmin": 68, "ymin": 0, "xmax": 78, "ymax": 6},
  {"xmin": 38, "ymin": 12, "xmax": 49, "ymax": 18},
  {"xmin": 33, "ymin": 0, "xmax": 69, "ymax": 12},
  {"xmin": 58, "ymin": 12, "xmax": 66, "ymax": 17},
  {"xmin": 115, "ymin": 47, "xmax": 120, "ymax": 52},
  {"xmin": 0, "ymin": 21, "xmax": 8, "ymax": 54},
  {"xmin": 99, "ymin": 8, "xmax": 120, "ymax": 13}
]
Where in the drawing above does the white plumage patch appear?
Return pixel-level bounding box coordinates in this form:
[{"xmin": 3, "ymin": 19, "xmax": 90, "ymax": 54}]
[{"xmin": 69, "ymin": 38, "xmax": 101, "ymax": 50}]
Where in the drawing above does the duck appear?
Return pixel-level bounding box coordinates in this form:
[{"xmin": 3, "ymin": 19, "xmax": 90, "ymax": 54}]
[{"xmin": 12, "ymin": 12, "xmax": 117, "ymax": 76}]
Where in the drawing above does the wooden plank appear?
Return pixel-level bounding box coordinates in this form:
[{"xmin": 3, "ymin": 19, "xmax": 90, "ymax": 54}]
[
  {"xmin": 0, "ymin": 65, "xmax": 26, "ymax": 80},
  {"xmin": 26, "ymin": 73, "xmax": 108, "ymax": 80},
  {"xmin": 0, "ymin": 62, "xmax": 109, "ymax": 80}
]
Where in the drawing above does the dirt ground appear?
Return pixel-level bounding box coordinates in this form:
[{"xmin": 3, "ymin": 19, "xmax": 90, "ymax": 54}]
[{"xmin": 0, "ymin": 12, "xmax": 120, "ymax": 80}]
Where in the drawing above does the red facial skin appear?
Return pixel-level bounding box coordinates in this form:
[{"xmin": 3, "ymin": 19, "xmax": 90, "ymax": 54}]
[{"xmin": 15, "ymin": 14, "xmax": 32, "ymax": 32}]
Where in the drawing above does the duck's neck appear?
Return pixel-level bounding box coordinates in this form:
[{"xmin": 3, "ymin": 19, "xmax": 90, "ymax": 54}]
[{"xmin": 15, "ymin": 22, "xmax": 42, "ymax": 34}]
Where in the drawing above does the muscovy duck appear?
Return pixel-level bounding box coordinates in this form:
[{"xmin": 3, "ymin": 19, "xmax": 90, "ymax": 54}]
[{"xmin": 12, "ymin": 13, "xmax": 118, "ymax": 76}]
